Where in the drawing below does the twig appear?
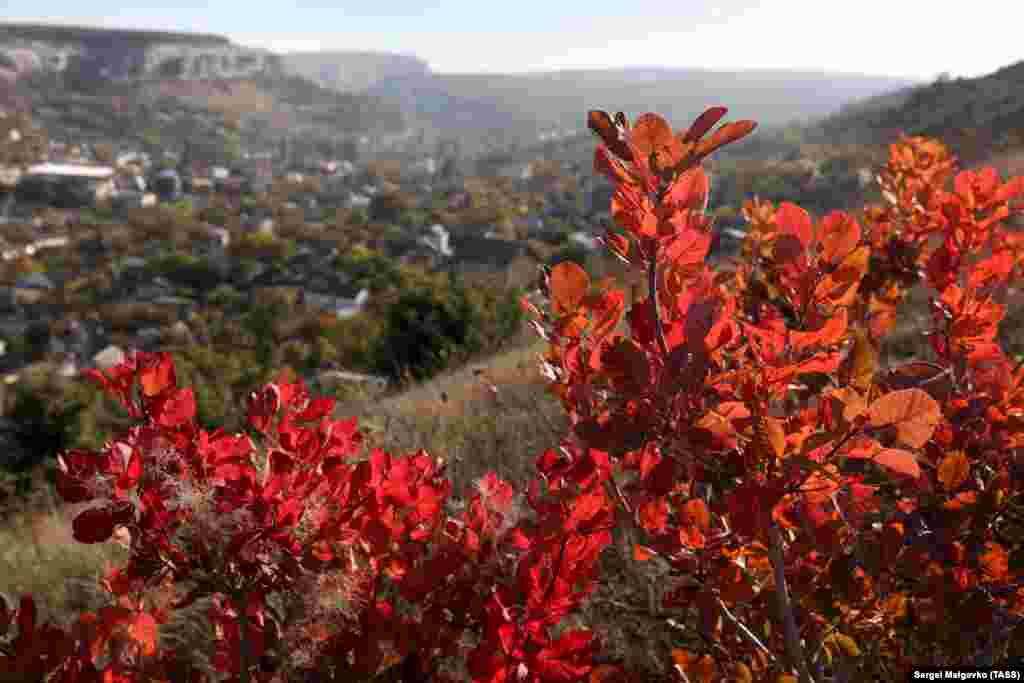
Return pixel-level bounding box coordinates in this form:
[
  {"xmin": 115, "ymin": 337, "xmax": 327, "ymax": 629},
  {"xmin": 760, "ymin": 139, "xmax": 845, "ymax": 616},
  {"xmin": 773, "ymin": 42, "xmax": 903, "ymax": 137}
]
[
  {"xmin": 717, "ymin": 598, "xmax": 777, "ymax": 665},
  {"xmin": 769, "ymin": 524, "xmax": 815, "ymax": 683}
]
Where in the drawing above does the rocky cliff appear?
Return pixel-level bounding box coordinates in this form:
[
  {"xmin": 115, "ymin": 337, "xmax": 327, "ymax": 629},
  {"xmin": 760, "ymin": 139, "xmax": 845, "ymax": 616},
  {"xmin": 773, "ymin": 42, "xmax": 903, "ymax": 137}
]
[{"xmin": 0, "ymin": 23, "xmax": 281, "ymax": 87}]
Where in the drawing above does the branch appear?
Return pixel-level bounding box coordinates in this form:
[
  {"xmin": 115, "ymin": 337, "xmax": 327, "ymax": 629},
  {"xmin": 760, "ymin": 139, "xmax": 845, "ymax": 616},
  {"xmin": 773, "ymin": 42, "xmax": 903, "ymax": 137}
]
[
  {"xmin": 769, "ymin": 525, "xmax": 815, "ymax": 683},
  {"xmin": 236, "ymin": 591, "xmax": 252, "ymax": 683},
  {"xmin": 717, "ymin": 598, "xmax": 777, "ymax": 665}
]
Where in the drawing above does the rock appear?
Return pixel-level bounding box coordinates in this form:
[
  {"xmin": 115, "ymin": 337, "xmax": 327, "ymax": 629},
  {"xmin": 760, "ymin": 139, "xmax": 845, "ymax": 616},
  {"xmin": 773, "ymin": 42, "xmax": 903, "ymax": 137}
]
[{"xmin": 93, "ymin": 345, "xmax": 126, "ymax": 370}]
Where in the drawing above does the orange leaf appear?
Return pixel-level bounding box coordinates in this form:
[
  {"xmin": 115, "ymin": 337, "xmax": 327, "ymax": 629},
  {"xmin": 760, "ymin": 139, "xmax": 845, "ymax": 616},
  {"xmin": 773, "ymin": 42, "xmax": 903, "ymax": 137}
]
[
  {"xmin": 632, "ymin": 112, "xmax": 683, "ymax": 174},
  {"xmin": 663, "ymin": 167, "xmax": 710, "ymax": 212},
  {"xmin": 815, "ymin": 246, "xmax": 869, "ymax": 306},
  {"xmin": 818, "ymin": 211, "xmax": 861, "ymax": 264},
  {"xmin": 138, "ymin": 353, "xmax": 176, "ymax": 397},
  {"xmin": 691, "ymin": 654, "xmax": 716, "ymax": 683},
  {"xmin": 843, "ymin": 329, "xmax": 878, "ymax": 395},
  {"xmin": 728, "ymin": 661, "xmax": 753, "ymax": 683},
  {"xmin": 549, "ymin": 261, "xmax": 591, "ymax": 317},
  {"xmin": 790, "ymin": 309, "xmax": 848, "ymax": 352},
  {"xmin": 129, "ymin": 612, "xmax": 159, "ymax": 657},
  {"xmin": 681, "ymin": 106, "xmax": 728, "ymax": 143},
  {"xmin": 937, "ymin": 451, "xmax": 970, "ymax": 491},
  {"xmin": 979, "ymin": 542, "xmax": 1009, "ymax": 580},
  {"xmin": 830, "ymin": 387, "xmax": 867, "ymax": 422},
  {"xmin": 872, "ymin": 448, "xmax": 920, "ymax": 479},
  {"xmin": 764, "ymin": 415, "xmax": 787, "ymax": 459},
  {"xmin": 633, "ymin": 544, "xmax": 656, "ymax": 561},
  {"xmin": 694, "ymin": 120, "xmax": 757, "ymax": 160},
  {"xmin": 684, "ymin": 498, "xmax": 711, "ymax": 530},
  {"xmin": 868, "ymin": 388, "xmax": 942, "ymax": 448}
]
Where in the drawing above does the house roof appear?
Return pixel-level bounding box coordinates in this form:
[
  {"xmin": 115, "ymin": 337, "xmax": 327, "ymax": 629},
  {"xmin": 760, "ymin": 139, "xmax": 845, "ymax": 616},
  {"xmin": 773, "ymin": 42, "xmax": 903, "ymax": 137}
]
[{"xmin": 25, "ymin": 163, "xmax": 114, "ymax": 179}]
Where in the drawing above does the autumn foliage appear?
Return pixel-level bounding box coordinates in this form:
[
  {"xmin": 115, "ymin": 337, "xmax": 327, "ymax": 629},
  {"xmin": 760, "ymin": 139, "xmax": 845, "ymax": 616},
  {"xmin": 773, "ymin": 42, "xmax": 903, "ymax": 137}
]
[{"xmin": 4, "ymin": 104, "xmax": 1024, "ymax": 682}]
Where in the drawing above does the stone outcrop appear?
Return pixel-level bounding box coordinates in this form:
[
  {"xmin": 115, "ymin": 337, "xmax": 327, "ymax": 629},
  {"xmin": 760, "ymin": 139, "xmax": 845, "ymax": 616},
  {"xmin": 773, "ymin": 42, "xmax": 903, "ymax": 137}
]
[{"xmin": 0, "ymin": 22, "xmax": 281, "ymax": 85}]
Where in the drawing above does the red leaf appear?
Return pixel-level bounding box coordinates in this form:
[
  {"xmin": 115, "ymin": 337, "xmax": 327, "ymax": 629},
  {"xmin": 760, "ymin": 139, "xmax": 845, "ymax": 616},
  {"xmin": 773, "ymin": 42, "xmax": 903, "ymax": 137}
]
[
  {"xmin": 294, "ymin": 397, "xmax": 336, "ymax": 422},
  {"xmin": 638, "ymin": 497, "xmax": 668, "ymax": 533},
  {"xmin": 157, "ymin": 387, "xmax": 196, "ymax": 429},
  {"xmin": 872, "ymin": 448, "xmax": 921, "ymax": 479},
  {"xmin": 17, "ymin": 595, "xmax": 35, "ymax": 642},
  {"xmin": 73, "ymin": 506, "xmax": 118, "ymax": 544},
  {"xmin": 790, "ymin": 309, "xmax": 848, "ymax": 352},
  {"xmin": 549, "ymin": 261, "xmax": 591, "ymax": 317},
  {"xmin": 775, "ymin": 202, "xmax": 814, "ymax": 249},
  {"xmin": 534, "ymin": 629, "xmax": 594, "ymax": 682},
  {"xmin": 868, "ymin": 388, "xmax": 942, "ymax": 448}
]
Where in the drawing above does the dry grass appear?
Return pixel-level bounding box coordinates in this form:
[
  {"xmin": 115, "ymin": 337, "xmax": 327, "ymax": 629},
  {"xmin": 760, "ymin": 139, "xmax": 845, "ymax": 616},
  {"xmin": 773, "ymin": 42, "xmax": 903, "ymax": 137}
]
[
  {"xmin": 336, "ymin": 338, "xmax": 567, "ymax": 494},
  {"xmin": 0, "ymin": 487, "xmax": 125, "ymax": 628}
]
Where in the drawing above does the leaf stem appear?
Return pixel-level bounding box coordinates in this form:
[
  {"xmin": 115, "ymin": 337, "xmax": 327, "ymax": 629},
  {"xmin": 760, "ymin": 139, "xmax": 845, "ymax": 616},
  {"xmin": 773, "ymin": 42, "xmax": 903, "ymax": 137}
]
[{"xmin": 647, "ymin": 244, "xmax": 669, "ymax": 357}]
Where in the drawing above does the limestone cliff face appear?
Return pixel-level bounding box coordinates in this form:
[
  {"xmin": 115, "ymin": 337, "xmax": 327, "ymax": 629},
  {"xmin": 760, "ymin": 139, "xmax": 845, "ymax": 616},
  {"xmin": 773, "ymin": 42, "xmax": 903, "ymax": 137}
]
[{"xmin": 0, "ymin": 23, "xmax": 282, "ymax": 85}]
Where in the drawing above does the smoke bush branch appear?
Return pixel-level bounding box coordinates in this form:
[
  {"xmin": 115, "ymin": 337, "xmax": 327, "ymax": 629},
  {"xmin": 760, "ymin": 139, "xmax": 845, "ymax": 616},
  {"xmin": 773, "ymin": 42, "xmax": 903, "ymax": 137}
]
[{"xmin": 769, "ymin": 524, "xmax": 815, "ymax": 683}]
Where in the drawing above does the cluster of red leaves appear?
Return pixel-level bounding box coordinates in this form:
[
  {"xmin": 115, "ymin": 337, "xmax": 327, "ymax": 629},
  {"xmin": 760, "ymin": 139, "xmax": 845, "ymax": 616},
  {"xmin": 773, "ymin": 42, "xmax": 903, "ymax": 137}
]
[
  {"xmin": 4, "ymin": 105, "xmax": 1024, "ymax": 683},
  {"xmin": 529, "ymin": 108, "xmax": 1024, "ymax": 680},
  {"xmin": 0, "ymin": 353, "xmax": 616, "ymax": 683}
]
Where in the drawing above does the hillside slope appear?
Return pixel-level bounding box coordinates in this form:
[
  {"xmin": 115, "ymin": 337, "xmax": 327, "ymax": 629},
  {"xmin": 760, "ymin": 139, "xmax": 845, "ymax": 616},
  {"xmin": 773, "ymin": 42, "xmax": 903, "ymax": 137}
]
[
  {"xmin": 281, "ymin": 51, "xmax": 430, "ymax": 93},
  {"xmin": 428, "ymin": 67, "xmax": 918, "ymax": 129},
  {"xmin": 811, "ymin": 60, "xmax": 1024, "ymax": 159},
  {"xmin": 371, "ymin": 66, "xmax": 918, "ymax": 151}
]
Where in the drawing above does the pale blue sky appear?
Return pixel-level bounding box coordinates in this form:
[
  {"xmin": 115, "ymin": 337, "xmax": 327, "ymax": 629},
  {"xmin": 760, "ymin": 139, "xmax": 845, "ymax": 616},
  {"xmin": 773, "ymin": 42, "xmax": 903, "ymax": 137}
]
[{"xmin": 5, "ymin": 1, "xmax": 1024, "ymax": 79}]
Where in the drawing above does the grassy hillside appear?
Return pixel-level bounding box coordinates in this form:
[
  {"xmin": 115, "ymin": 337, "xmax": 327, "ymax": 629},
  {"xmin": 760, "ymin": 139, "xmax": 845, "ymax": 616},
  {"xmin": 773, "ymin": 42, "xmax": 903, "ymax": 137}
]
[{"xmin": 811, "ymin": 60, "xmax": 1024, "ymax": 161}]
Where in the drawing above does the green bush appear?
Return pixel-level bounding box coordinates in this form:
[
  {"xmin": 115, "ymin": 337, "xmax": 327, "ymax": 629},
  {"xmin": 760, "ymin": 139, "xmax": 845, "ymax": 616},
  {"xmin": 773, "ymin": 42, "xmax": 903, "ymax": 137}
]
[
  {"xmin": 0, "ymin": 387, "xmax": 83, "ymax": 498},
  {"xmin": 202, "ymin": 205, "xmax": 229, "ymax": 227},
  {"xmin": 370, "ymin": 273, "xmax": 484, "ymax": 383}
]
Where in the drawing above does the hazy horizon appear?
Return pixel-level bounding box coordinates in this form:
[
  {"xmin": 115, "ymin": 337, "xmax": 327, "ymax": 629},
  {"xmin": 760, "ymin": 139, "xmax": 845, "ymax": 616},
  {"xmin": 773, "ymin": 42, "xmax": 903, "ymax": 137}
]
[{"xmin": 3, "ymin": 1, "xmax": 1022, "ymax": 81}]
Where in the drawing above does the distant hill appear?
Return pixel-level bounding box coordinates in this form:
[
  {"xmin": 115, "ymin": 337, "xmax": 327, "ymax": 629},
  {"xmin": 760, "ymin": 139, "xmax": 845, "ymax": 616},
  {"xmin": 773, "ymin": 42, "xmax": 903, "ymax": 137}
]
[
  {"xmin": 281, "ymin": 51, "xmax": 430, "ymax": 94},
  {"xmin": 426, "ymin": 67, "xmax": 918, "ymax": 130},
  {"xmin": 810, "ymin": 60, "xmax": 1024, "ymax": 160},
  {"xmin": 287, "ymin": 57, "xmax": 917, "ymax": 149}
]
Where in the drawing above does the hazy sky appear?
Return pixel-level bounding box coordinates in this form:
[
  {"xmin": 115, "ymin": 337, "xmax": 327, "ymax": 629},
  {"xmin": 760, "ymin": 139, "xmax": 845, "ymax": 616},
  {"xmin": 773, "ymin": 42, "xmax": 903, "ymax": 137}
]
[{"xmin": 5, "ymin": 1, "xmax": 1023, "ymax": 80}]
